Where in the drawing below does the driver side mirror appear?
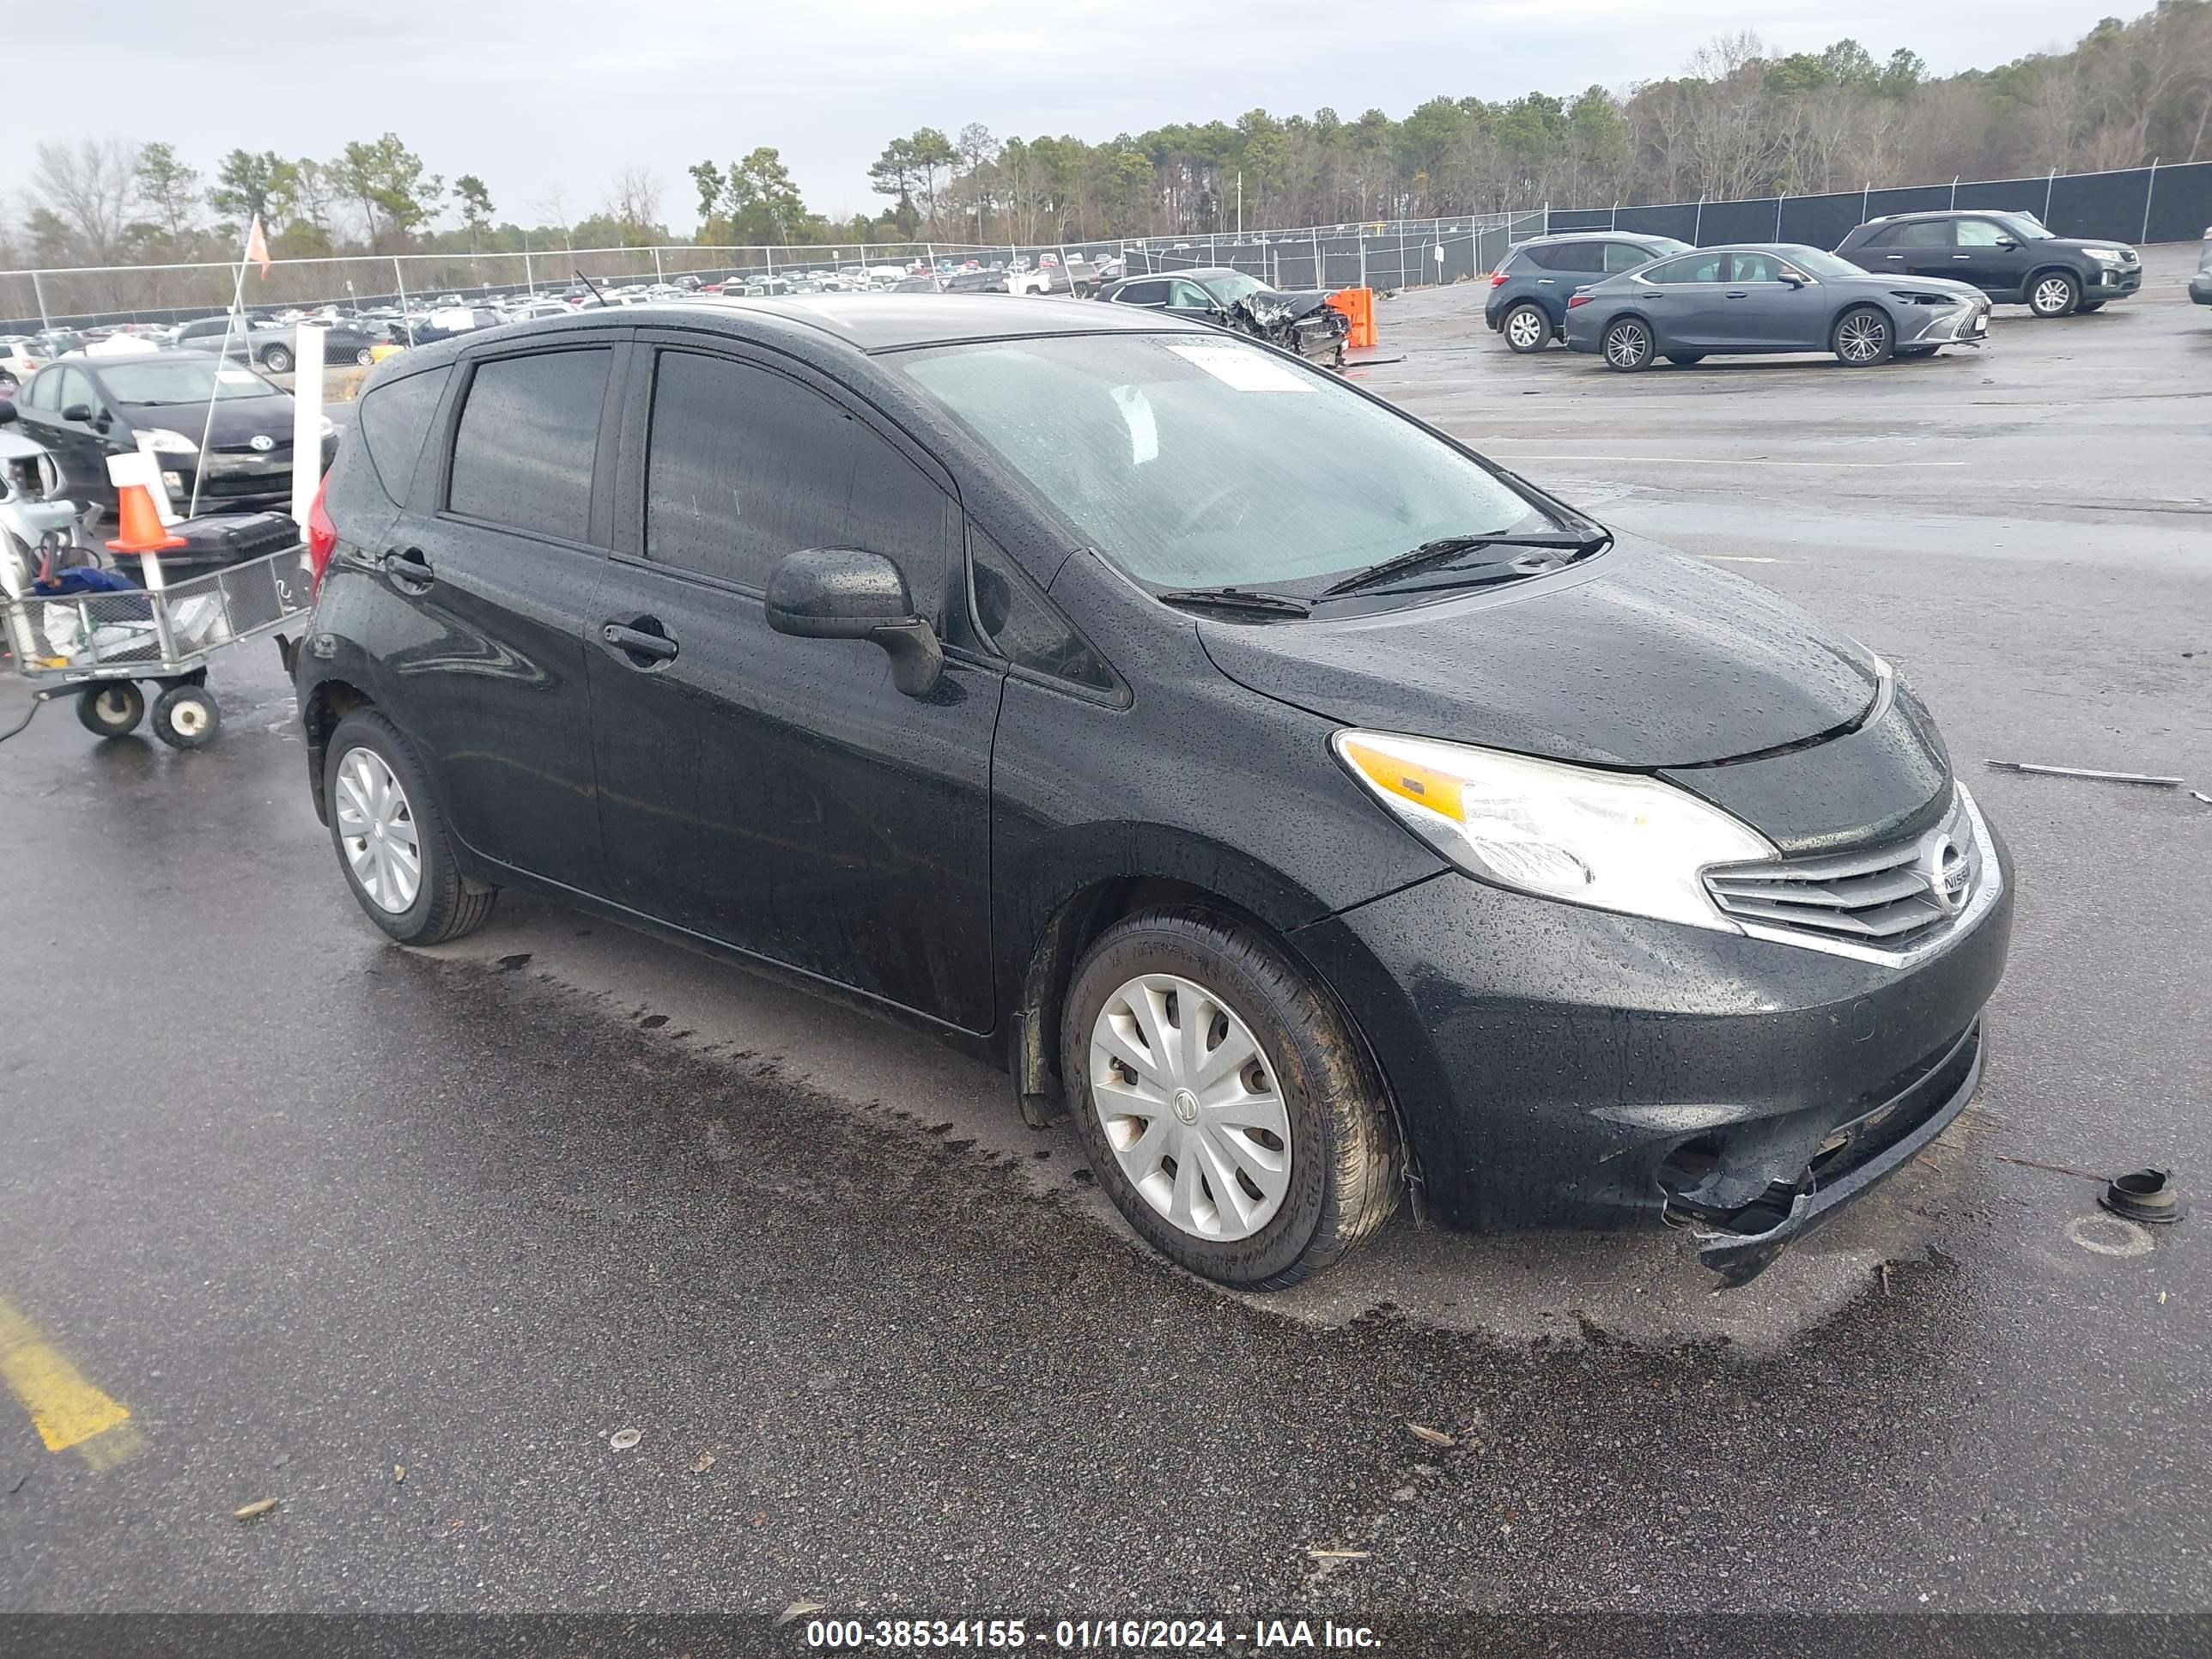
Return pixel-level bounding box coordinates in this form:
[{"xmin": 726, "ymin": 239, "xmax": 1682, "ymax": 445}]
[
  {"xmin": 765, "ymin": 547, "xmax": 944, "ymax": 698},
  {"xmin": 1996, "ymin": 237, "xmax": 2018, "ymax": 251},
  {"xmin": 1779, "ymin": 270, "xmax": 1808, "ymax": 288}
]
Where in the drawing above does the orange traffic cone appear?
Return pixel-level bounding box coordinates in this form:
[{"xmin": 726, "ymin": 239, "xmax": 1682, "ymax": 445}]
[{"xmin": 107, "ymin": 482, "xmax": 187, "ymax": 556}]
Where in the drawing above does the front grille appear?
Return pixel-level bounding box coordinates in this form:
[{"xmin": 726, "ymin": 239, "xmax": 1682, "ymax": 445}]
[
  {"xmin": 195, "ymin": 470, "xmax": 289, "ymax": 497},
  {"xmin": 1705, "ymin": 791, "xmax": 1985, "ymax": 957}
]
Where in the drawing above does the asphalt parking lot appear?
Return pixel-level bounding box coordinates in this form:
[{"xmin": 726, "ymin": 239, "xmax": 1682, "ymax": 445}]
[{"xmin": 2, "ymin": 247, "xmax": 2207, "ymax": 1638}]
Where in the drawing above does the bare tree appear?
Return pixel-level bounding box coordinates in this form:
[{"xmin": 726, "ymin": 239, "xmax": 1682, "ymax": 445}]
[
  {"xmin": 609, "ymin": 167, "xmax": 662, "ymax": 244},
  {"xmin": 24, "ymin": 137, "xmax": 143, "ymax": 264},
  {"xmin": 534, "ymin": 186, "xmax": 573, "ymax": 252}
]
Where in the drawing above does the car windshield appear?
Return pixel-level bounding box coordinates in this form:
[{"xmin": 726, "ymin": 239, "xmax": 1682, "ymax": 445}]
[
  {"xmin": 1997, "ymin": 213, "xmax": 2056, "ymax": 240},
  {"xmin": 896, "ymin": 333, "xmax": 1553, "ymax": 591},
  {"xmin": 1782, "ymin": 247, "xmax": 1866, "ymax": 279},
  {"xmin": 99, "ymin": 360, "xmax": 274, "ymax": 405},
  {"xmin": 1202, "ymin": 270, "xmax": 1268, "ymax": 305}
]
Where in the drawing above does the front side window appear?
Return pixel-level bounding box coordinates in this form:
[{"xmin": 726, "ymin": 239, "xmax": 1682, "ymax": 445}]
[
  {"xmin": 447, "ymin": 347, "xmax": 611, "ymax": 542},
  {"xmin": 1956, "ymin": 219, "xmax": 2008, "ymax": 247},
  {"xmin": 1168, "ymin": 280, "xmax": 1214, "ymax": 309},
  {"xmin": 896, "ymin": 333, "xmax": 1553, "ymax": 592},
  {"xmin": 643, "ymin": 349, "xmax": 950, "ymax": 610},
  {"xmin": 1729, "ymin": 252, "xmax": 1785, "ymax": 283},
  {"xmin": 1648, "ymin": 252, "xmax": 1726, "ymax": 283}
]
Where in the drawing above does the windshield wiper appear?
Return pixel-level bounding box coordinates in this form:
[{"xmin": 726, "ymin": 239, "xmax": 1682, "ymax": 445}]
[
  {"xmin": 1320, "ymin": 531, "xmax": 1610, "ymax": 599},
  {"xmin": 1156, "ymin": 586, "xmax": 1313, "ymax": 619}
]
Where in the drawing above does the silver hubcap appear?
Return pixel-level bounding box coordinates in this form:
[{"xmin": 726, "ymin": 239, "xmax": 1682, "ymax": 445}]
[
  {"xmin": 2034, "ymin": 278, "xmax": 2070, "ymax": 313},
  {"xmin": 1605, "ymin": 323, "xmax": 1646, "ymax": 367},
  {"xmin": 334, "ymin": 747, "xmax": 422, "ymax": 914},
  {"xmin": 1507, "ymin": 308, "xmax": 1543, "ymax": 347},
  {"xmin": 1088, "ymin": 974, "xmax": 1291, "ymax": 1243},
  {"xmin": 169, "ymin": 700, "xmax": 208, "ymax": 736},
  {"xmin": 94, "ymin": 689, "xmax": 132, "ymax": 722},
  {"xmin": 1838, "ymin": 314, "xmax": 1887, "ymax": 361}
]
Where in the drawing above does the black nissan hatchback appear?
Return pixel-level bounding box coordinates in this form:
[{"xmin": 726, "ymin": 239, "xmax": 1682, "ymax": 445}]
[{"xmin": 293, "ymin": 295, "xmax": 2012, "ymax": 1290}]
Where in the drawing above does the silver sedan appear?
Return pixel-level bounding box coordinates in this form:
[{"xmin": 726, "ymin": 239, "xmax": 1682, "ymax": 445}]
[{"xmin": 1563, "ymin": 244, "xmax": 1990, "ymax": 370}]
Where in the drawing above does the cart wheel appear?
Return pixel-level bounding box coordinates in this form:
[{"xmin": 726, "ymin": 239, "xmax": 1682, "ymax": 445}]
[
  {"xmin": 76, "ymin": 682, "xmax": 145, "ymax": 738},
  {"xmin": 152, "ymin": 684, "xmax": 222, "ymax": 749}
]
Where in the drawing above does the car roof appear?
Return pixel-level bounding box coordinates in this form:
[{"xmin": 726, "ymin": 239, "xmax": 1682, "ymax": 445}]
[
  {"xmin": 1521, "ymin": 230, "xmax": 1681, "ymax": 245},
  {"xmin": 586, "ymin": 295, "xmax": 1210, "ymax": 354}
]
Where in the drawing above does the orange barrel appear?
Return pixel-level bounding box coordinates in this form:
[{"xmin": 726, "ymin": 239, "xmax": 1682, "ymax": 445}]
[{"xmin": 1326, "ymin": 287, "xmax": 1377, "ymax": 349}]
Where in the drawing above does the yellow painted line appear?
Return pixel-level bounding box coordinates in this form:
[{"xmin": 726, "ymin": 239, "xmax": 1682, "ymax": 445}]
[{"xmin": 0, "ymin": 1297, "xmax": 132, "ymax": 1455}]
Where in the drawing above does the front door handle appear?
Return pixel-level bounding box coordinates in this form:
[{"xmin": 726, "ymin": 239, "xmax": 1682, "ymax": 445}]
[
  {"xmin": 1724, "ymin": 289, "xmax": 1749, "ymax": 299},
  {"xmin": 382, "ymin": 546, "xmax": 434, "ymax": 592},
  {"xmin": 1884, "ymin": 253, "xmax": 1905, "ymax": 262},
  {"xmin": 601, "ymin": 618, "xmax": 679, "ymax": 666}
]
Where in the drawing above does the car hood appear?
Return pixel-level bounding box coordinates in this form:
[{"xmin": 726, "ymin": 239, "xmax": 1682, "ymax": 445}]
[
  {"xmin": 1848, "ymin": 272, "xmax": 1984, "ymax": 301},
  {"xmin": 1197, "ymin": 538, "xmax": 1881, "ymax": 769},
  {"xmin": 124, "ymin": 394, "xmax": 293, "ymax": 447}
]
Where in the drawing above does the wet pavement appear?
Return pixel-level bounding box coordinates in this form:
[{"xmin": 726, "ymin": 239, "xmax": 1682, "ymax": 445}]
[{"xmin": 1, "ymin": 253, "xmax": 2208, "ymax": 1630}]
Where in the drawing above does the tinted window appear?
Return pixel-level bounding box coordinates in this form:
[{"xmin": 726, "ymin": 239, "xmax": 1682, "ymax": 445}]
[
  {"xmin": 643, "ymin": 349, "xmax": 950, "ymax": 608},
  {"xmin": 1550, "ymin": 242, "xmax": 1607, "ymax": 272},
  {"xmin": 969, "ymin": 530, "xmax": 1115, "ymax": 694},
  {"xmin": 1648, "ymin": 252, "xmax": 1726, "ymax": 283},
  {"xmin": 1603, "ymin": 243, "xmax": 1657, "ymax": 273},
  {"xmin": 1896, "ymin": 220, "xmax": 1951, "ymax": 248},
  {"xmin": 447, "ymin": 348, "xmax": 610, "ymax": 542},
  {"xmin": 356, "ymin": 365, "xmax": 452, "ymax": 505},
  {"xmin": 1114, "ymin": 280, "xmax": 1169, "ymax": 307}
]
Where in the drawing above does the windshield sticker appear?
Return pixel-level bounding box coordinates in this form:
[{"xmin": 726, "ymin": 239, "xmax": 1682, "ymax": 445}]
[
  {"xmin": 217, "ymin": 369, "xmax": 259, "ymax": 385},
  {"xmin": 1164, "ymin": 342, "xmax": 1315, "ymax": 392}
]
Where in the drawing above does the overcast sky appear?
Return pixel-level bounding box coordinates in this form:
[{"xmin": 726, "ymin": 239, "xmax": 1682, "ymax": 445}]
[{"xmin": 16, "ymin": 1, "xmax": 2120, "ymax": 229}]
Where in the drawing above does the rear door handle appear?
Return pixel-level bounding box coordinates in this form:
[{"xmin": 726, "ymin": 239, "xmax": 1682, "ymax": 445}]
[
  {"xmin": 382, "ymin": 546, "xmax": 434, "ymax": 592},
  {"xmin": 600, "ymin": 618, "xmax": 679, "ymax": 665},
  {"xmin": 1535, "ymin": 277, "xmax": 1555, "ymax": 286}
]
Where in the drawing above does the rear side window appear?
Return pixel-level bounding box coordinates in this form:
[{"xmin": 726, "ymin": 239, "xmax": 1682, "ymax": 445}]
[
  {"xmin": 354, "ymin": 365, "xmax": 451, "ymax": 506},
  {"xmin": 447, "ymin": 348, "xmax": 611, "ymax": 542},
  {"xmin": 643, "ymin": 349, "xmax": 951, "ymax": 610},
  {"xmin": 1890, "ymin": 221, "xmax": 1951, "ymax": 248},
  {"xmin": 1114, "ymin": 280, "xmax": 1169, "ymax": 307},
  {"xmin": 969, "ymin": 531, "xmax": 1115, "ymax": 695}
]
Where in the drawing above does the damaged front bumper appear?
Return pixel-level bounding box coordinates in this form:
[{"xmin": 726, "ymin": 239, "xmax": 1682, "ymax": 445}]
[
  {"xmin": 1230, "ymin": 292, "xmax": 1352, "ymax": 362},
  {"xmin": 1673, "ymin": 1018, "xmax": 1983, "ymax": 1285}
]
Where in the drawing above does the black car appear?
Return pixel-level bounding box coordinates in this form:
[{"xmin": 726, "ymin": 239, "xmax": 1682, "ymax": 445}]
[
  {"xmin": 1835, "ymin": 210, "xmax": 2142, "ymax": 317},
  {"xmin": 170, "ymin": 313, "xmax": 384, "ymax": 373},
  {"xmin": 292, "ymin": 295, "xmax": 2011, "ymax": 1291},
  {"xmin": 12, "ymin": 350, "xmax": 335, "ymax": 516},
  {"xmin": 1097, "ymin": 266, "xmax": 1351, "ymax": 365},
  {"xmin": 1485, "ymin": 232, "xmax": 1692, "ymax": 352}
]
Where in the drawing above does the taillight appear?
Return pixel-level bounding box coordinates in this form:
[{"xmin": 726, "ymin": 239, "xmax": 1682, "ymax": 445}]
[
  {"xmin": 306, "ymin": 472, "xmax": 337, "ymax": 592},
  {"xmin": 1489, "ymin": 270, "xmax": 1509, "ymax": 287},
  {"xmin": 1566, "ymin": 294, "xmax": 1592, "ymax": 309}
]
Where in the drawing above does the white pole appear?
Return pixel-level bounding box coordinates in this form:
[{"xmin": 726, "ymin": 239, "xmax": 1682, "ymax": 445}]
[
  {"xmin": 289, "ymin": 324, "xmax": 325, "ymax": 528},
  {"xmin": 2045, "ymin": 168, "xmax": 2057, "ymax": 221},
  {"xmin": 186, "ymin": 254, "xmax": 254, "ymax": 519},
  {"xmin": 653, "ymin": 246, "xmax": 665, "ymax": 283},
  {"xmin": 2142, "ymin": 159, "xmax": 2159, "ymax": 244},
  {"xmin": 31, "ymin": 270, "xmax": 52, "ymax": 333},
  {"xmin": 392, "ymin": 257, "xmax": 415, "ymax": 347}
]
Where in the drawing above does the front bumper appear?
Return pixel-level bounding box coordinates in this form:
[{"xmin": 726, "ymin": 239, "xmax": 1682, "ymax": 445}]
[
  {"xmin": 1291, "ymin": 821, "xmax": 2013, "ymax": 1281},
  {"xmin": 2084, "ymin": 267, "xmax": 2142, "ymax": 301},
  {"xmin": 2191, "ymin": 269, "xmax": 2212, "ymax": 306},
  {"xmin": 1903, "ymin": 299, "xmax": 1990, "ymax": 346}
]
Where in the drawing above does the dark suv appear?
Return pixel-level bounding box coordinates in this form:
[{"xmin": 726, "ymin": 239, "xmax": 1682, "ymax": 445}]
[
  {"xmin": 1486, "ymin": 233, "xmax": 1692, "ymax": 351},
  {"xmin": 1836, "ymin": 210, "xmax": 2142, "ymax": 317},
  {"xmin": 292, "ymin": 295, "xmax": 2010, "ymax": 1292}
]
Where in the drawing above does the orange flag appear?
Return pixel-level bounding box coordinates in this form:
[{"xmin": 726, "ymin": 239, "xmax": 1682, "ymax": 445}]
[{"xmin": 244, "ymin": 215, "xmax": 271, "ymax": 277}]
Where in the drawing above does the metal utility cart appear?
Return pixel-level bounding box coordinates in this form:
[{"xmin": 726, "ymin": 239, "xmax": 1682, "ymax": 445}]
[{"xmin": 1, "ymin": 491, "xmax": 313, "ymax": 749}]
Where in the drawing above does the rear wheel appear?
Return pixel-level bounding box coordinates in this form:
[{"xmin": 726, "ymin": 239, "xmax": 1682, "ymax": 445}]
[
  {"xmin": 1060, "ymin": 908, "xmax": 1400, "ymax": 1289},
  {"xmin": 1503, "ymin": 302, "xmax": 1551, "ymax": 353},
  {"xmin": 2028, "ymin": 271, "xmax": 2079, "ymax": 318},
  {"xmin": 260, "ymin": 344, "xmax": 294, "ymax": 374},
  {"xmin": 325, "ymin": 708, "xmax": 496, "ymax": 945},
  {"xmin": 354, "ymin": 346, "xmax": 375, "ymax": 366},
  {"xmin": 76, "ymin": 682, "xmax": 144, "ymax": 738},
  {"xmin": 1832, "ymin": 305, "xmax": 1893, "ymax": 366},
  {"xmin": 1665, "ymin": 352, "xmax": 1705, "ymax": 366},
  {"xmin": 1601, "ymin": 317, "xmax": 1654, "ymax": 371}
]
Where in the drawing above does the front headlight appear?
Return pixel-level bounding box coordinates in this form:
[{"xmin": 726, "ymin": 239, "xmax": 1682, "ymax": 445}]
[
  {"xmin": 143, "ymin": 427, "xmax": 198, "ymax": 455},
  {"xmin": 2081, "ymin": 247, "xmax": 2123, "ymax": 264},
  {"xmin": 1333, "ymin": 731, "xmax": 1777, "ymax": 931}
]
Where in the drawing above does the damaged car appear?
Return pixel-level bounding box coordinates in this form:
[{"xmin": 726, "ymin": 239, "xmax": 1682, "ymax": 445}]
[
  {"xmin": 294, "ymin": 295, "xmax": 2009, "ymax": 1294},
  {"xmin": 1096, "ymin": 266, "xmax": 1352, "ymax": 366}
]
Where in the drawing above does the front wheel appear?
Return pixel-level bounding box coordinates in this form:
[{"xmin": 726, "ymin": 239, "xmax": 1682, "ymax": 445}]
[
  {"xmin": 260, "ymin": 345, "xmax": 294, "ymax": 374},
  {"xmin": 76, "ymin": 682, "xmax": 144, "ymax": 738},
  {"xmin": 2028, "ymin": 271, "xmax": 2080, "ymax": 318},
  {"xmin": 1060, "ymin": 908, "xmax": 1401, "ymax": 1290},
  {"xmin": 1601, "ymin": 317, "xmax": 1654, "ymax": 371},
  {"xmin": 1832, "ymin": 305, "xmax": 1893, "ymax": 366},
  {"xmin": 324, "ymin": 708, "xmax": 497, "ymax": 945},
  {"xmin": 1503, "ymin": 302, "xmax": 1551, "ymax": 353}
]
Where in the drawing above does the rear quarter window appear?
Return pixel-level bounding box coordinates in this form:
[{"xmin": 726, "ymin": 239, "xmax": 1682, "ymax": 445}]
[{"xmin": 352, "ymin": 365, "xmax": 451, "ymax": 506}]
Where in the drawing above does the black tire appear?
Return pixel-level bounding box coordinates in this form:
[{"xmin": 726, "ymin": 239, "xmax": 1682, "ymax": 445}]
[
  {"xmin": 150, "ymin": 684, "xmax": 221, "ymax": 749},
  {"xmin": 1502, "ymin": 302, "xmax": 1552, "ymax": 353},
  {"xmin": 1601, "ymin": 316, "xmax": 1654, "ymax": 371},
  {"xmin": 1665, "ymin": 352, "xmax": 1705, "ymax": 366},
  {"xmin": 260, "ymin": 345, "xmax": 294, "ymax": 374},
  {"xmin": 76, "ymin": 682, "xmax": 144, "ymax": 738},
  {"xmin": 2027, "ymin": 270, "xmax": 2079, "ymax": 318},
  {"xmin": 1832, "ymin": 305, "xmax": 1893, "ymax": 366},
  {"xmin": 2075, "ymin": 300, "xmax": 2105, "ymax": 313},
  {"xmin": 324, "ymin": 707, "xmax": 497, "ymax": 945},
  {"xmin": 1059, "ymin": 907, "xmax": 1401, "ymax": 1290}
]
